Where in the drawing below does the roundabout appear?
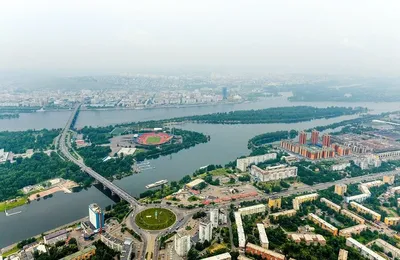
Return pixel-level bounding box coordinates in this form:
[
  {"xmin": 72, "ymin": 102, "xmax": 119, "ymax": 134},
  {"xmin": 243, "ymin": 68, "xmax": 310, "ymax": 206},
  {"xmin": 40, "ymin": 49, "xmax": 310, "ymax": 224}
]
[{"xmin": 135, "ymin": 208, "xmax": 176, "ymax": 231}]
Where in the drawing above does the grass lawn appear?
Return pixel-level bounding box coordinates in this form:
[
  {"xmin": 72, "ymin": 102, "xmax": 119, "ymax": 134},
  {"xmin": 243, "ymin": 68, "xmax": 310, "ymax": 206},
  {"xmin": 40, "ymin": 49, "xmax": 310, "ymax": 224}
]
[
  {"xmin": 2, "ymin": 246, "xmax": 19, "ymax": 257},
  {"xmin": 197, "ymin": 168, "xmax": 229, "ymax": 178},
  {"xmin": 208, "ymin": 243, "xmax": 228, "ymax": 254},
  {"xmin": 0, "ymin": 197, "xmax": 27, "ymax": 212},
  {"xmin": 135, "ymin": 208, "xmax": 176, "ymax": 230},
  {"xmin": 146, "ymin": 136, "xmax": 162, "ymax": 144}
]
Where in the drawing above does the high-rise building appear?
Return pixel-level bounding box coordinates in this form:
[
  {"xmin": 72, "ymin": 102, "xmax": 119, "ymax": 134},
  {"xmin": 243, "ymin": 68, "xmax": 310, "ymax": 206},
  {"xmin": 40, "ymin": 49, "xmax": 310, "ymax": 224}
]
[
  {"xmin": 199, "ymin": 220, "xmax": 213, "ymax": 242},
  {"xmin": 89, "ymin": 203, "xmax": 104, "ymax": 230},
  {"xmin": 210, "ymin": 208, "xmax": 219, "ymax": 228},
  {"xmin": 299, "ymin": 131, "xmax": 307, "ymax": 145},
  {"xmin": 174, "ymin": 233, "xmax": 191, "ymax": 257},
  {"xmin": 322, "ymin": 134, "xmax": 331, "ymax": 147},
  {"xmin": 311, "ymin": 130, "xmax": 319, "ymax": 145},
  {"xmin": 222, "ymin": 87, "xmax": 228, "ymax": 100}
]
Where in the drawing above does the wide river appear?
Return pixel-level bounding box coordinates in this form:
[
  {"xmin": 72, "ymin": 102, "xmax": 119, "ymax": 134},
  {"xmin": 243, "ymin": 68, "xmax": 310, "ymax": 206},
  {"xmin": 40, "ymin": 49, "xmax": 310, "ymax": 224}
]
[{"xmin": 0, "ymin": 97, "xmax": 399, "ymax": 248}]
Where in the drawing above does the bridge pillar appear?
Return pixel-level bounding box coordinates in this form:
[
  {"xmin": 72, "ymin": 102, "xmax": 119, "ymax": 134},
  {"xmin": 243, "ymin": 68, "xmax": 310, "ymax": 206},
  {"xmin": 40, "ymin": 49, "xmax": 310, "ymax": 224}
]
[
  {"xmin": 111, "ymin": 191, "xmax": 115, "ymax": 196},
  {"xmin": 103, "ymin": 185, "xmax": 107, "ymax": 191}
]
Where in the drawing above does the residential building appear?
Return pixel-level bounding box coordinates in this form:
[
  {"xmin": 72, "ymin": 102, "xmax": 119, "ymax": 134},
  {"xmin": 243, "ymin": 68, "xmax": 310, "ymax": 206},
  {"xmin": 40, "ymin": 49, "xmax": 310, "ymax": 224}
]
[
  {"xmin": 320, "ymin": 198, "xmax": 341, "ymax": 212},
  {"xmin": 174, "ymin": 233, "xmax": 191, "ymax": 257},
  {"xmin": 338, "ymin": 249, "xmax": 348, "ymax": 260},
  {"xmin": 89, "ymin": 203, "xmax": 104, "ymax": 230},
  {"xmin": 345, "ymin": 238, "xmax": 385, "ymax": 260},
  {"xmin": 289, "ymin": 233, "xmax": 326, "ymax": 246},
  {"xmin": 219, "ymin": 209, "xmax": 228, "ymax": 224},
  {"xmin": 61, "ymin": 245, "xmax": 96, "ymax": 260},
  {"xmin": 299, "ymin": 131, "xmax": 307, "ymax": 145},
  {"xmin": 339, "ymin": 224, "xmax": 367, "ymax": 238},
  {"xmin": 350, "ymin": 202, "xmax": 381, "ymax": 221},
  {"xmin": 334, "ymin": 184, "xmax": 347, "ymax": 196},
  {"xmin": 331, "ymin": 163, "xmax": 350, "ymax": 171},
  {"xmin": 293, "ymin": 193, "xmax": 318, "ymax": 210},
  {"xmin": 270, "ymin": 209, "xmax": 297, "ymax": 220},
  {"xmin": 0, "ymin": 149, "xmax": 9, "ymax": 163},
  {"xmin": 373, "ymin": 238, "xmax": 400, "ymax": 259},
  {"xmin": 308, "ymin": 213, "xmax": 338, "ymax": 236},
  {"xmin": 268, "ymin": 197, "xmax": 282, "ymax": 209},
  {"xmin": 257, "ymin": 223, "xmax": 269, "ymax": 249},
  {"xmin": 245, "ymin": 243, "xmax": 285, "ymax": 260},
  {"xmin": 378, "ymin": 150, "xmax": 400, "ymax": 160},
  {"xmin": 311, "ymin": 130, "xmax": 319, "ymax": 145},
  {"xmin": 250, "ymin": 164, "xmax": 297, "ymax": 182},
  {"xmin": 234, "ymin": 212, "xmax": 246, "ymax": 249},
  {"xmin": 390, "ymin": 186, "xmax": 400, "ymax": 194},
  {"xmin": 44, "ymin": 229, "xmax": 69, "ymax": 245},
  {"xmin": 238, "ymin": 204, "xmax": 266, "ymax": 216},
  {"xmin": 236, "ymin": 153, "xmax": 277, "ymax": 172},
  {"xmin": 322, "ymin": 134, "xmax": 331, "ymax": 147},
  {"xmin": 238, "ymin": 256, "xmax": 253, "ymax": 260},
  {"xmin": 345, "ymin": 193, "xmax": 370, "ymax": 203},
  {"xmin": 199, "ymin": 220, "xmax": 213, "ymax": 243},
  {"xmin": 201, "ymin": 252, "xmax": 231, "ymax": 260},
  {"xmin": 383, "ymin": 175, "xmax": 395, "ymax": 185},
  {"xmin": 340, "ymin": 209, "xmax": 365, "ymax": 224},
  {"xmin": 384, "ymin": 217, "xmax": 400, "ymax": 226},
  {"xmin": 100, "ymin": 233, "xmax": 124, "ymax": 251},
  {"xmin": 210, "ymin": 208, "xmax": 219, "ymax": 228}
]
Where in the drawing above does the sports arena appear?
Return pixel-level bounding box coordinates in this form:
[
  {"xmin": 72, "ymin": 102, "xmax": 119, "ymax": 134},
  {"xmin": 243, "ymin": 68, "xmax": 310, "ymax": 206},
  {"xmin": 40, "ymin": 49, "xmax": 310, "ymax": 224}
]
[{"xmin": 135, "ymin": 132, "xmax": 173, "ymax": 146}]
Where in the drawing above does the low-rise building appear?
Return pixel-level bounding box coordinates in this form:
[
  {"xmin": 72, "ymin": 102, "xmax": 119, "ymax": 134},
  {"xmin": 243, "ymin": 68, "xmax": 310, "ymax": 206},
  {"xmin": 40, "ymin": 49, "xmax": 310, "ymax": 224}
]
[
  {"xmin": 100, "ymin": 233, "xmax": 124, "ymax": 251},
  {"xmin": 61, "ymin": 245, "xmax": 96, "ymax": 260},
  {"xmin": 186, "ymin": 179, "xmax": 206, "ymax": 189},
  {"xmin": 340, "ymin": 209, "xmax": 365, "ymax": 224},
  {"xmin": 268, "ymin": 197, "xmax": 281, "ymax": 209},
  {"xmin": 246, "ymin": 243, "xmax": 285, "ymax": 260},
  {"xmin": 345, "ymin": 237, "xmax": 385, "ymax": 260},
  {"xmin": 234, "ymin": 212, "xmax": 246, "ymax": 249},
  {"xmin": 250, "ymin": 164, "xmax": 297, "ymax": 182},
  {"xmin": 373, "ymin": 238, "xmax": 400, "ymax": 259},
  {"xmin": 238, "ymin": 204, "xmax": 266, "ymax": 216},
  {"xmin": 293, "ymin": 193, "xmax": 318, "ymax": 210},
  {"xmin": 339, "ymin": 224, "xmax": 367, "ymax": 238},
  {"xmin": 270, "ymin": 209, "xmax": 297, "ymax": 220},
  {"xmin": 257, "ymin": 223, "xmax": 269, "ymax": 249},
  {"xmin": 236, "ymin": 153, "xmax": 277, "ymax": 172},
  {"xmin": 390, "ymin": 186, "xmax": 400, "ymax": 194},
  {"xmin": 44, "ymin": 229, "xmax": 69, "ymax": 245},
  {"xmin": 201, "ymin": 252, "xmax": 232, "ymax": 260},
  {"xmin": 350, "ymin": 202, "xmax": 381, "ymax": 221},
  {"xmin": 334, "ymin": 184, "xmax": 347, "ymax": 196},
  {"xmin": 320, "ymin": 198, "xmax": 341, "ymax": 212},
  {"xmin": 289, "ymin": 233, "xmax": 326, "ymax": 246},
  {"xmin": 331, "ymin": 163, "xmax": 351, "ymax": 171},
  {"xmin": 384, "ymin": 217, "xmax": 400, "ymax": 226},
  {"xmin": 338, "ymin": 249, "xmax": 348, "ymax": 260},
  {"xmin": 308, "ymin": 213, "xmax": 338, "ymax": 236}
]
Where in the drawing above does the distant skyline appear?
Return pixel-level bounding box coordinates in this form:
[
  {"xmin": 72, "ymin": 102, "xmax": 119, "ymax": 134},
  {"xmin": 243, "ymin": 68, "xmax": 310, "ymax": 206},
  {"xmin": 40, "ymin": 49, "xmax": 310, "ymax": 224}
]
[{"xmin": 1, "ymin": 1, "xmax": 400, "ymax": 76}]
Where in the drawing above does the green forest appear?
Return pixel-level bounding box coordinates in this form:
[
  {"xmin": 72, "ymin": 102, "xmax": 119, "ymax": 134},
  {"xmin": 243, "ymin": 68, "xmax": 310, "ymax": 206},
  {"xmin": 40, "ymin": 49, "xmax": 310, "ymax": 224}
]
[{"xmin": 0, "ymin": 129, "xmax": 60, "ymax": 153}]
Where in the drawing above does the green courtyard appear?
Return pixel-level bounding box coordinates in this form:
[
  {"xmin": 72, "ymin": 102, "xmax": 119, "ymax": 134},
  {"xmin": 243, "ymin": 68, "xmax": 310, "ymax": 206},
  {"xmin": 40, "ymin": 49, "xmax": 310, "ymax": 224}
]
[{"xmin": 135, "ymin": 208, "xmax": 176, "ymax": 230}]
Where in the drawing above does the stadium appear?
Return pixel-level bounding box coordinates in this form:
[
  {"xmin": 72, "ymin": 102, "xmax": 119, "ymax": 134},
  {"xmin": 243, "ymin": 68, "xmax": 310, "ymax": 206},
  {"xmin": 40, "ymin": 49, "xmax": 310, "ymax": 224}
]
[{"xmin": 135, "ymin": 132, "xmax": 173, "ymax": 146}]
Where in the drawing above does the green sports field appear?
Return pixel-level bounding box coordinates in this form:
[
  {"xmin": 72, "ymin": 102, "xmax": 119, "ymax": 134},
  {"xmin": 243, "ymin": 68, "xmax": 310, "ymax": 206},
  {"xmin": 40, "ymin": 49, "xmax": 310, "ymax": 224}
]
[
  {"xmin": 135, "ymin": 208, "xmax": 176, "ymax": 230},
  {"xmin": 145, "ymin": 136, "xmax": 161, "ymax": 144}
]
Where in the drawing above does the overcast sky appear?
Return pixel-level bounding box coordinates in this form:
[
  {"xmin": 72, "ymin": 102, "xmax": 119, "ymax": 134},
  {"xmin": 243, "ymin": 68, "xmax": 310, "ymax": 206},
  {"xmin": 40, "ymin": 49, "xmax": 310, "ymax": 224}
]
[{"xmin": 1, "ymin": 1, "xmax": 399, "ymax": 76}]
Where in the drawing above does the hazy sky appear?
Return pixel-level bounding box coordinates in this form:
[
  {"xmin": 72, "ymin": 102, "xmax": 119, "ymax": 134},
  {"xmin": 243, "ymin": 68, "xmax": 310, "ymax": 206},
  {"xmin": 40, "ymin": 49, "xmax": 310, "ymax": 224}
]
[{"xmin": 1, "ymin": 1, "xmax": 400, "ymax": 75}]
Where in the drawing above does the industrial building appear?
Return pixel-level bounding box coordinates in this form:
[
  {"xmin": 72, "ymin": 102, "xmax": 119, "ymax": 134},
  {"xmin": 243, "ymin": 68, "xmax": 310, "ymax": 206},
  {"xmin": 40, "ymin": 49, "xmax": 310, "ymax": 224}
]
[
  {"xmin": 384, "ymin": 217, "xmax": 400, "ymax": 226},
  {"xmin": 236, "ymin": 153, "xmax": 277, "ymax": 172},
  {"xmin": 245, "ymin": 243, "xmax": 285, "ymax": 260},
  {"xmin": 199, "ymin": 220, "xmax": 213, "ymax": 242},
  {"xmin": 201, "ymin": 252, "xmax": 232, "ymax": 260},
  {"xmin": 340, "ymin": 209, "xmax": 365, "ymax": 224},
  {"xmin": 234, "ymin": 212, "xmax": 246, "ymax": 249},
  {"xmin": 89, "ymin": 203, "xmax": 104, "ymax": 230},
  {"xmin": 174, "ymin": 233, "xmax": 191, "ymax": 257},
  {"xmin": 257, "ymin": 223, "xmax": 269, "ymax": 249},
  {"xmin": 293, "ymin": 193, "xmax": 318, "ymax": 210},
  {"xmin": 339, "ymin": 224, "xmax": 367, "ymax": 238},
  {"xmin": 238, "ymin": 204, "xmax": 266, "ymax": 216},
  {"xmin": 373, "ymin": 239, "xmax": 400, "ymax": 259},
  {"xmin": 270, "ymin": 209, "xmax": 297, "ymax": 220},
  {"xmin": 44, "ymin": 229, "xmax": 69, "ymax": 245},
  {"xmin": 350, "ymin": 202, "xmax": 381, "ymax": 221},
  {"xmin": 345, "ymin": 238, "xmax": 385, "ymax": 260},
  {"xmin": 268, "ymin": 197, "xmax": 281, "ymax": 209},
  {"xmin": 320, "ymin": 198, "xmax": 341, "ymax": 212},
  {"xmin": 334, "ymin": 184, "xmax": 347, "ymax": 196},
  {"xmin": 250, "ymin": 164, "xmax": 297, "ymax": 182},
  {"xmin": 308, "ymin": 213, "xmax": 338, "ymax": 236}
]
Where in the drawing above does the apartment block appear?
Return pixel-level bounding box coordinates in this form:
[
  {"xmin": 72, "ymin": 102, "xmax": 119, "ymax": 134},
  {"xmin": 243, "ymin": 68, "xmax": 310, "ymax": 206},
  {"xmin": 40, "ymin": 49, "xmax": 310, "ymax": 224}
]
[
  {"xmin": 293, "ymin": 193, "xmax": 318, "ymax": 210},
  {"xmin": 345, "ymin": 238, "xmax": 385, "ymax": 260},
  {"xmin": 308, "ymin": 213, "xmax": 338, "ymax": 236},
  {"xmin": 338, "ymin": 249, "xmax": 348, "ymax": 260},
  {"xmin": 350, "ymin": 202, "xmax": 381, "ymax": 221},
  {"xmin": 344, "ymin": 193, "xmax": 370, "ymax": 203},
  {"xmin": 250, "ymin": 164, "xmax": 297, "ymax": 182},
  {"xmin": 383, "ymin": 175, "xmax": 395, "ymax": 185},
  {"xmin": 268, "ymin": 197, "xmax": 282, "ymax": 209},
  {"xmin": 245, "ymin": 243, "xmax": 286, "ymax": 260},
  {"xmin": 384, "ymin": 217, "xmax": 400, "ymax": 226},
  {"xmin": 289, "ymin": 233, "xmax": 326, "ymax": 246},
  {"xmin": 238, "ymin": 204, "xmax": 266, "ymax": 216},
  {"xmin": 236, "ymin": 153, "xmax": 277, "ymax": 172},
  {"xmin": 334, "ymin": 184, "xmax": 347, "ymax": 196},
  {"xmin": 339, "ymin": 224, "xmax": 367, "ymax": 238},
  {"xmin": 320, "ymin": 198, "xmax": 341, "ymax": 212},
  {"xmin": 234, "ymin": 212, "xmax": 246, "ymax": 249},
  {"xmin": 269, "ymin": 209, "xmax": 297, "ymax": 220},
  {"xmin": 374, "ymin": 239, "xmax": 400, "ymax": 259},
  {"xmin": 340, "ymin": 209, "xmax": 365, "ymax": 224}
]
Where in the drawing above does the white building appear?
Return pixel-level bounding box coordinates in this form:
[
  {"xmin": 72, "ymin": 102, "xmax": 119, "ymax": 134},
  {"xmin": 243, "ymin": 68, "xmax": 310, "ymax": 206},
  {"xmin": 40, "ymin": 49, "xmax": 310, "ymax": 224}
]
[
  {"xmin": 251, "ymin": 164, "xmax": 297, "ymax": 182},
  {"xmin": 210, "ymin": 208, "xmax": 219, "ymax": 228},
  {"xmin": 201, "ymin": 252, "xmax": 231, "ymax": 260},
  {"xmin": 373, "ymin": 239, "xmax": 400, "ymax": 259},
  {"xmin": 257, "ymin": 223, "xmax": 269, "ymax": 249},
  {"xmin": 346, "ymin": 238, "xmax": 385, "ymax": 260},
  {"xmin": 199, "ymin": 220, "xmax": 213, "ymax": 243},
  {"xmin": 238, "ymin": 204, "xmax": 266, "ymax": 216},
  {"xmin": 89, "ymin": 203, "xmax": 104, "ymax": 230},
  {"xmin": 174, "ymin": 233, "xmax": 191, "ymax": 257},
  {"xmin": 345, "ymin": 193, "xmax": 370, "ymax": 203},
  {"xmin": 0, "ymin": 149, "xmax": 9, "ymax": 163},
  {"xmin": 236, "ymin": 153, "xmax": 277, "ymax": 172},
  {"xmin": 234, "ymin": 212, "xmax": 246, "ymax": 249},
  {"xmin": 331, "ymin": 162, "xmax": 351, "ymax": 171}
]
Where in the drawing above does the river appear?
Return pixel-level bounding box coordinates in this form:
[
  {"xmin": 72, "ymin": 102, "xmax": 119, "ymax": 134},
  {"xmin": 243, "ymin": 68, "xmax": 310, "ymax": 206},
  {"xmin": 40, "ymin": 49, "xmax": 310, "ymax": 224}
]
[{"xmin": 0, "ymin": 97, "xmax": 399, "ymax": 248}]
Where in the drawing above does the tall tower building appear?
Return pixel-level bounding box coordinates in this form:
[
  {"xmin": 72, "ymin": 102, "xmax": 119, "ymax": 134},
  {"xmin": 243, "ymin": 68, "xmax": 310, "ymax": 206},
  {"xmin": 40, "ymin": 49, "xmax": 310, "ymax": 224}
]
[
  {"xmin": 89, "ymin": 203, "xmax": 104, "ymax": 230},
  {"xmin": 174, "ymin": 233, "xmax": 191, "ymax": 257},
  {"xmin": 210, "ymin": 208, "xmax": 219, "ymax": 228},
  {"xmin": 299, "ymin": 131, "xmax": 307, "ymax": 145},
  {"xmin": 199, "ymin": 220, "xmax": 213, "ymax": 242},
  {"xmin": 311, "ymin": 130, "xmax": 319, "ymax": 145},
  {"xmin": 322, "ymin": 134, "xmax": 331, "ymax": 147},
  {"xmin": 222, "ymin": 87, "xmax": 228, "ymax": 100}
]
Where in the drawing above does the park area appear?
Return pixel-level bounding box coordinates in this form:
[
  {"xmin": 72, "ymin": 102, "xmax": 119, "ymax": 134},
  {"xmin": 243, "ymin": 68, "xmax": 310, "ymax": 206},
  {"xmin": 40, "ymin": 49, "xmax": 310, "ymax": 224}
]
[{"xmin": 135, "ymin": 208, "xmax": 176, "ymax": 230}]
